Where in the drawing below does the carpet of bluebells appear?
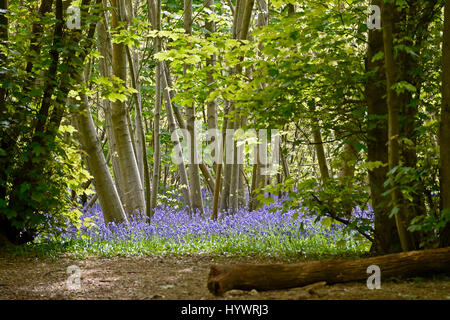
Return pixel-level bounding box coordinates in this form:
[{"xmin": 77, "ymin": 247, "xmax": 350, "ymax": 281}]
[{"xmin": 38, "ymin": 194, "xmax": 374, "ymax": 258}]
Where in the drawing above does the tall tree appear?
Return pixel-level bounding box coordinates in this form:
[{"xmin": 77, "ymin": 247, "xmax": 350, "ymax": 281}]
[
  {"xmin": 149, "ymin": 0, "xmax": 162, "ymax": 212},
  {"xmin": 312, "ymin": 116, "xmax": 330, "ymax": 183},
  {"xmin": 440, "ymin": 0, "xmax": 450, "ymax": 247},
  {"xmin": 96, "ymin": 13, "xmax": 126, "ymax": 206},
  {"xmin": 125, "ymin": 0, "xmax": 151, "ymax": 217},
  {"xmin": 366, "ymin": 0, "xmax": 401, "ymax": 254},
  {"xmin": 71, "ymin": 75, "xmax": 128, "ymax": 224},
  {"xmin": 205, "ymin": 0, "xmax": 218, "ymax": 139},
  {"xmin": 184, "ymin": 0, "xmax": 204, "ymax": 213},
  {"xmin": 381, "ymin": 1, "xmax": 416, "ymax": 251},
  {"xmin": 161, "ymin": 64, "xmax": 192, "ymax": 208},
  {"xmin": 1, "ymin": 0, "xmax": 100, "ymax": 243},
  {"xmin": 109, "ymin": 0, "xmax": 145, "ymax": 215},
  {"xmin": 0, "ymin": 0, "xmax": 9, "ymax": 205}
]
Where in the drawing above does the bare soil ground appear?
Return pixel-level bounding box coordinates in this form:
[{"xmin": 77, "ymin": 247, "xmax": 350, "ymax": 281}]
[{"xmin": 0, "ymin": 254, "xmax": 449, "ymax": 300}]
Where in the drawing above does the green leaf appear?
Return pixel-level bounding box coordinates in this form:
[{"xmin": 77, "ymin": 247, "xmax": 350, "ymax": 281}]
[
  {"xmin": 371, "ymin": 51, "xmax": 384, "ymax": 62},
  {"xmin": 105, "ymin": 92, "xmax": 127, "ymax": 102},
  {"xmin": 389, "ymin": 206, "xmax": 399, "ymax": 218},
  {"xmin": 321, "ymin": 217, "xmax": 334, "ymax": 229}
]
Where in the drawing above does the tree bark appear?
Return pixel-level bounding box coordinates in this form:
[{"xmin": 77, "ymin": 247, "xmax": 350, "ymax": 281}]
[
  {"xmin": 212, "ymin": 102, "xmax": 230, "ymax": 219},
  {"xmin": 365, "ymin": 0, "xmax": 401, "ymax": 254},
  {"xmin": 441, "ymin": 0, "xmax": 450, "ymax": 247},
  {"xmin": 311, "ymin": 117, "xmax": 330, "ymax": 182},
  {"xmin": 71, "ymin": 81, "xmax": 128, "ymax": 224},
  {"xmin": 382, "ymin": 2, "xmax": 416, "ymax": 251},
  {"xmin": 207, "ymin": 247, "xmax": 450, "ymax": 295},
  {"xmin": 162, "ymin": 62, "xmax": 215, "ymax": 205},
  {"xmin": 184, "ymin": 0, "xmax": 204, "ymax": 213},
  {"xmin": 96, "ymin": 17, "xmax": 126, "ymax": 205},
  {"xmin": 126, "ymin": 44, "xmax": 151, "ymax": 217},
  {"xmin": 126, "ymin": 0, "xmax": 148, "ymax": 196},
  {"xmin": 205, "ymin": 0, "xmax": 218, "ymax": 159},
  {"xmin": 150, "ymin": 0, "xmax": 162, "ymax": 213},
  {"xmin": 161, "ymin": 64, "xmax": 192, "ymax": 208},
  {"xmin": 110, "ymin": 0, "xmax": 145, "ymax": 215},
  {"xmin": 222, "ymin": 0, "xmax": 255, "ymax": 213},
  {"xmin": 0, "ymin": 0, "xmax": 9, "ymax": 203}
]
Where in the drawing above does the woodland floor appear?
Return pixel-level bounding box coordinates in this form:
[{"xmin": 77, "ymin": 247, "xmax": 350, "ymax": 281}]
[{"xmin": 0, "ymin": 253, "xmax": 449, "ymax": 300}]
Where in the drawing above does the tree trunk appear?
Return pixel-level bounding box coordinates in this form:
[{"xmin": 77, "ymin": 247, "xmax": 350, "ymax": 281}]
[
  {"xmin": 338, "ymin": 139, "xmax": 358, "ymax": 184},
  {"xmin": 184, "ymin": 0, "xmax": 204, "ymax": 213},
  {"xmin": 205, "ymin": 0, "xmax": 218, "ymax": 169},
  {"xmin": 212, "ymin": 101, "xmax": 230, "ymax": 219},
  {"xmin": 110, "ymin": 0, "xmax": 145, "ymax": 215},
  {"xmin": 220, "ymin": 109, "xmax": 234, "ymax": 212},
  {"xmin": 151, "ymin": 58, "xmax": 161, "ymax": 211},
  {"xmin": 365, "ymin": 0, "xmax": 401, "ymax": 254},
  {"xmin": 0, "ymin": 0, "xmax": 9, "ymax": 204},
  {"xmin": 441, "ymin": 0, "xmax": 450, "ymax": 247},
  {"xmin": 126, "ymin": 45, "xmax": 151, "ymax": 217},
  {"xmin": 71, "ymin": 80, "xmax": 128, "ymax": 224},
  {"xmin": 311, "ymin": 118, "xmax": 329, "ymax": 182},
  {"xmin": 382, "ymin": 2, "xmax": 416, "ymax": 251},
  {"xmin": 96, "ymin": 17, "xmax": 126, "ymax": 205},
  {"xmin": 200, "ymin": 162, "xmax": 215, "ymax": 193},
  {"xmin": 150, "ymin": 0, "xmax": 162, "ymax": 213},
  {"xmin": 207, "ymin": 247, "xmax": 450, "ymax": 295},
  {"xmin": 162, "ymin": 61, "xmax": 215, "ymax": 205},
  {"xmin": 126, "ymin": 0, "xmax": 148, "ymax": 200},
  {"xmin": 161, "ymin": 64, "xmax": 192, "ymax": 208},
  {"xmin": 223, "ymin": 0, "xmax": 255, "ymax": 212}
]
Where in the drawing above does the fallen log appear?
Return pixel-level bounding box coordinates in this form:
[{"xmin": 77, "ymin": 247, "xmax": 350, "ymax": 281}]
[{"xmin": 207, "ymin": 247, "xmax": 450, "ymax": 295}]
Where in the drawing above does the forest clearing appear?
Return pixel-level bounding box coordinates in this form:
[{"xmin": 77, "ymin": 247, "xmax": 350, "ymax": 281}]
[{"xmin": 1, "ymin": 0, "xmax": 450, "ymax": 304}]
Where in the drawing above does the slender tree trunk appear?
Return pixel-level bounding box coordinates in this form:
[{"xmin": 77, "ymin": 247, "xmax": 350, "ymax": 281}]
[
  {"xmin": 96, "ymin": 17, "xmax": 126, "ymax": 205},
  {"xmin": 71, "ymin": 79, "xmax": 128, "ymax": 224},
  {"xmin": 162, "ymin": 61, "xmax": 215, "ymax": 204},
  {"xmin": 0, "ymin": 0, "xmax": 9, "ymax": 204},
  {"xmin": 365, "ymin": 0, "xmax": 401, "ymax": 254},
  {"xmin": 126, "ymin": 45, "xmax": 151, "ymax": 217},
  {"xmin": 205, "ymin": 0, "xmax": 218, "ymax": 161},
  {"xmin": 382, "ymin": 2, "xmax": 416, "ymax": 251},
  {"xmin": 110, "ymin": 0, "xmax": 145, "ymax": 215},
  {"xmin": 222, "ymin": 0, "xmax": 255, "ymax": 212},
  {"xmin": 161, "ymin": 64, "xmax": 192, "ymax": 208},
  {"xmin": 149, "ymin": 0, "xmax": 162, "ymax": 213},
  {"xmin": 249, "ymin": 0, "xmax": 269, "ymax": 210},
  {"xmin": 126, "ymin": 0, "xmax": 147, "ymax": 190},
  {"xmin": 24, "ymin": 0, "xmax": 53, "ymax": 88},
  {"xmin": 230, "ymin": 0, "xmax": 254, "ymax": 211},
  {"xmin": 212, "ymin": 102, "xmax": 230, "ymax": 219},
  {"xmin": 338, "ymin": 139, "xmax": 358, "ymax": 184},
  {"xmin": 253, "ymin": 128, "xmax": 270, "ymax": 208},
  {"xmin": 184, "ymin": 0, "xmax": 204, "ymax": 213},
  {"xmin": 311, "ymin": 116, "xmax": 329, "ymax": 182},
  {"xmin": 238, "ymin": 117, "xmax": 248, "ymax": 206},
  {"xmin": 441, "ymin": 0, "xmax": 450, "ymax": 247},
  {"xmin": 151, "ymin": 57, "xmax": 161, "ymax": 211},
  {"xmin": 249, "ymin": 162, "xmax": 258, "ymax": 211}
]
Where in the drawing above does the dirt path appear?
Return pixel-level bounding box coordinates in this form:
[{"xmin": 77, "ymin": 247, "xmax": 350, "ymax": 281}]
[{"xmin": 0, "ymin": 254, "xmax": 449, "ymax": 300}]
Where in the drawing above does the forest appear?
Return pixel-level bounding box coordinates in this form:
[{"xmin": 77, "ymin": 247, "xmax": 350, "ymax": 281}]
[{"xmin": 0, "ymin": 0, "xmax": 449, "ymax": 300}]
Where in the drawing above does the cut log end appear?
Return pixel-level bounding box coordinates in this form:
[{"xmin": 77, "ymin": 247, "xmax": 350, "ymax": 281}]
[{"xmin": 208, "ymin": 265, "xmax": 232, "ymax": 296}]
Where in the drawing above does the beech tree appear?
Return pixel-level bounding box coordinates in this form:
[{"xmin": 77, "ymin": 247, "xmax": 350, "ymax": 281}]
[
  {"xmin": 441, "ymin": 0, "xmax": 450, "ymax": 247},
  {"xmin": 109, "ymin": 0, "xmax": 145, "ymax": 215}
]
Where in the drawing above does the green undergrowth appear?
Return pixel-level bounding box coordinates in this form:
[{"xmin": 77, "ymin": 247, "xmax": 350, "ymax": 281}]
[{"xmin": 1, "ymin": 230, "xmax": 370, "ymax": 261}]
